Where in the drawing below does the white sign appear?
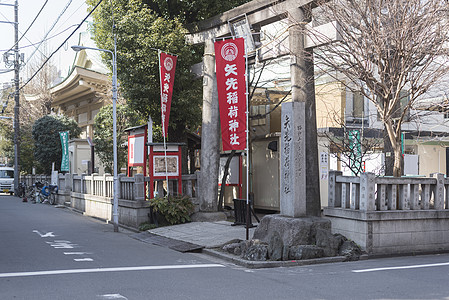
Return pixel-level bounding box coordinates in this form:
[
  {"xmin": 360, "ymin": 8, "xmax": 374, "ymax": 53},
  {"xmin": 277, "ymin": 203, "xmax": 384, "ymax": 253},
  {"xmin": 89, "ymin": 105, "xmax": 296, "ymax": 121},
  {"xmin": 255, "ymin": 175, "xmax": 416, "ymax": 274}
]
[
  {"xmin": 129, "ymin": 136, "xmax": 145, "ymax": 164},
  {"xmin": 320, "ymin": 152, "xmax": 329, "ymax": 180}
]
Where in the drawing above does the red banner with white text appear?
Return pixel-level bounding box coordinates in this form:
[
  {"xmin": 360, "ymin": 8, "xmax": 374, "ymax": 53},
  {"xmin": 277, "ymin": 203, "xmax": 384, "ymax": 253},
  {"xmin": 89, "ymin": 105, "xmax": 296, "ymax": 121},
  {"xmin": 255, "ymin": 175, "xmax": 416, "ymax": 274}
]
[
  {"xmin": 160, "ymin": 52, "xmax": 177, "ymax": 137},
  {"xmin": 214, "ymin": 38, "xmax": 247, "ymax": 151}
]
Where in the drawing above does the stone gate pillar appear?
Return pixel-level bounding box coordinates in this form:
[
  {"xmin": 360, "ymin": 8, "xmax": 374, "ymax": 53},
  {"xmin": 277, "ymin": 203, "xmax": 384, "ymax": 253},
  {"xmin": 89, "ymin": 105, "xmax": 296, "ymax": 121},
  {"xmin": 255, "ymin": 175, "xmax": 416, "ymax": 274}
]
[
  {"xmin": 280, "ymin": 6, "xmax": 321, "ymax": 217},
  {"xmin": 198, "ymin": 38, "xmax": 220, "ymax": 212}
]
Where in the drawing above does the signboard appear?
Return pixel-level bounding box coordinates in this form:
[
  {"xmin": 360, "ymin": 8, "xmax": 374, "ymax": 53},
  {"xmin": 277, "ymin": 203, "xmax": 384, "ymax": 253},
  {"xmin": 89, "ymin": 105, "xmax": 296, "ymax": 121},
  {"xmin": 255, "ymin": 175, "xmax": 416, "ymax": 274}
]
[
  {"xmin": 159, "ymin": 52, "xmax": 177, "ymax": 137},
  {"xmin": 214, "ymin": 37, "xmax": 247, "ymax": 151},
  {"xmin": 128, "ymin": 135, "xmax": 145, "ymax": 164},
  {"xmin": 59, "ymin": 131, "xmax": 69, "ymax": 172},
  {"xmin": 320, "ymin": 152, "xmax": 329, "ymax": 180},
  {"xmin": 153, "ymin": 156, "xmax": 179, "ymax": 177}
]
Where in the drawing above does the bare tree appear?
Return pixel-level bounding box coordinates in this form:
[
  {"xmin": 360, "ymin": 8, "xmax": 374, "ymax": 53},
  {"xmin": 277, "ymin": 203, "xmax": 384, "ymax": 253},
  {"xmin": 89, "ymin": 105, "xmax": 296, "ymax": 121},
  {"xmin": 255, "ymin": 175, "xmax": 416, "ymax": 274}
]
[{"xmin": 311, "ymin": 0, "xmax": 449, "ymax": 176}]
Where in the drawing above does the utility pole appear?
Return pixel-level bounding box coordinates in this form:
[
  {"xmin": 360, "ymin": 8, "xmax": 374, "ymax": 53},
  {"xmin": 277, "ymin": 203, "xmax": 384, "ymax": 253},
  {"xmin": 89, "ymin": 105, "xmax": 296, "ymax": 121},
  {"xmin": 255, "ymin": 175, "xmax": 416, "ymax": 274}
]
[
  {"xmin": 13, "ymin": 0, "xmax": 19, "ymax": 194},
  {"xmin": 0, "ymin": 0, "xmax": 21, "ymax": 194}
]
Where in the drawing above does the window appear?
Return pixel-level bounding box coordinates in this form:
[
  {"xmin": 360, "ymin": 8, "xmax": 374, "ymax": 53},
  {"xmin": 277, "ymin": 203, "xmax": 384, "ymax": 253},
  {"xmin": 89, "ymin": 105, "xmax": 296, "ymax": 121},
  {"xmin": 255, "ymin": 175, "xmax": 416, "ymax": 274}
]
[
  {"xmin": 251, "ymin": 105, "xmax": 267, "ymax": 126},
  {"xmin": 353, "ymin": 91, "xmax": 364, "ymax": 119}
]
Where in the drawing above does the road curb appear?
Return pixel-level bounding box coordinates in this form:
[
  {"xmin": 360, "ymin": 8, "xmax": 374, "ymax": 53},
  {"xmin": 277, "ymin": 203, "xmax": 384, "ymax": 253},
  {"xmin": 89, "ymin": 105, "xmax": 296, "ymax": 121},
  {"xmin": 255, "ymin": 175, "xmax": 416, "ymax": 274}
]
[{"xmin": 202, "ymin": 248, "xmax": 368, "ymax": 269}]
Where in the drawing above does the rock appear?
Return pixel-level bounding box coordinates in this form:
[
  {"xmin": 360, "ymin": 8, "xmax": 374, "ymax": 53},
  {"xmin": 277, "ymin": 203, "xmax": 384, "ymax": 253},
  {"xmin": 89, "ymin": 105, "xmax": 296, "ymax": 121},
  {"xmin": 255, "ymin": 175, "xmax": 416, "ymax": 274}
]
[
  {"xmin": 339, "ymin": 240, "xmax": 362, "ymax": 261},
  {"xmin": 268, "ymin": 231, "xmax": 283, "ymax": 261},
  {"xmin": 253, "ymin": 215, "xmax": 331, "ymax": 247},
  {"xmin": 243, "ymin": 243, "xmax": 268, "ymax": 261},
  {"xmin": 315, "ymin": 229, "xmax": 346, "ymax": 257},
  {"xmin": 288, "ymin": 245, "xmax": 325, "ymax": 260},
  {"xmin": 222, "ymin": 243, "xmax": 241, "ymax": 255}
]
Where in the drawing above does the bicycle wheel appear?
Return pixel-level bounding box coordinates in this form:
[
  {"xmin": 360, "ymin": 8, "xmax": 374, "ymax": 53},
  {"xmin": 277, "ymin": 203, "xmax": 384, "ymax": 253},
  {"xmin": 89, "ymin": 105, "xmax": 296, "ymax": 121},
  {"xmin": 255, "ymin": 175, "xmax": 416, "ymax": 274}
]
[{"xmin": 49, "ymin": 193, "xmax": 56, "ymax": 205}]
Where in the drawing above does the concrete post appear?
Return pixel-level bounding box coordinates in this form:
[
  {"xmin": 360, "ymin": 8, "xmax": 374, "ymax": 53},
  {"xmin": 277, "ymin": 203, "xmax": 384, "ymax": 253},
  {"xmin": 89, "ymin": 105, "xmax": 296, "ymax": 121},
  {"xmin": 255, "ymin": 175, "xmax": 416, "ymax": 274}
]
[
  {"xmin": 328, "ymin": 170, "xmax": 342, "ymax": 208},
  {"xmin": 431, "ymin": 173, "xmax": 445, "ymax": 210},
  {"xmin": 198, "ymin": 38, "xmax": 220, "ymax": 212},
  {"xmin": 359, "ymin": 172, "xmax": 376, "ymax": 211},
  {"xmin": 64, "ymin": 173, "xmax": 72, "ymax": 192},
  {"xmin": 102, "ymin": 174, "xmax": 107, "ymax": 197},
  {"xmin": 117, "ymin": 173, "xmax": 126, "ymax": 200},
  {"xmin": 133, "ymin": 174, "xmax": 145, "ymax": 201},
  {"xmin": 80, "ymin": 174, "xmax": 85, "ymax": 194}
]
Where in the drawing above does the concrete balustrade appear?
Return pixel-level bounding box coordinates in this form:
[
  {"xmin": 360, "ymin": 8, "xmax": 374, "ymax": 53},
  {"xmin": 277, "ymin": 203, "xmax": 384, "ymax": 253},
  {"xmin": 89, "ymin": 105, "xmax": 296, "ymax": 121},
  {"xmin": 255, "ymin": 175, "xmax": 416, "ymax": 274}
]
[
  {"xmin": 324, "ymin": 171, "xmax": 449, "ymax": 255},
  {"xmin": 21, "ymin": 172, "xmax": 199, "ymax": 229}
]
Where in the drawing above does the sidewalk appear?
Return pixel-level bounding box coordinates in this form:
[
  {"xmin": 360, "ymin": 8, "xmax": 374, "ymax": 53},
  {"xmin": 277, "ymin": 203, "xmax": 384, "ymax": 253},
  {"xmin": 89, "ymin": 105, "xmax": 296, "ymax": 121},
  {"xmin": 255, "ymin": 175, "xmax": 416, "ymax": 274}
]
[
  {"xmin": 134, "ymin": 220, "xmax": 350, "ymax": 269},
  {"xmin": 146, "ymin": 220, "xmax": 257, "ymax": 248}
]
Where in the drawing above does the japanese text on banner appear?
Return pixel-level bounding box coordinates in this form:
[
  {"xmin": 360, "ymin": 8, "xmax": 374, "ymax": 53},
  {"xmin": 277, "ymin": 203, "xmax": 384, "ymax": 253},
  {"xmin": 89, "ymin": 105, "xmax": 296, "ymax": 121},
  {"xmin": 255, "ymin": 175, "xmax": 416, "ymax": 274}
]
[
  {"xmin": 214, "ymin": 38, "xmax": 247, "ymax": 151},
  {"xmin": 159, "ymin": 52, "xmax": 177, "ymax": 137}
]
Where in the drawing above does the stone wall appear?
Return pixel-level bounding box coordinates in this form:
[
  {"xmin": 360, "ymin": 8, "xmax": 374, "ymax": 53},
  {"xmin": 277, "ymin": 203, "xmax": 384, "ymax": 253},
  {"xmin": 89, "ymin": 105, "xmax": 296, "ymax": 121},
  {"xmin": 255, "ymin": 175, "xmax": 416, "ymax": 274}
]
[{"xmin": 325, "ymin": 208, "xmax": 449, "ymax": 255}]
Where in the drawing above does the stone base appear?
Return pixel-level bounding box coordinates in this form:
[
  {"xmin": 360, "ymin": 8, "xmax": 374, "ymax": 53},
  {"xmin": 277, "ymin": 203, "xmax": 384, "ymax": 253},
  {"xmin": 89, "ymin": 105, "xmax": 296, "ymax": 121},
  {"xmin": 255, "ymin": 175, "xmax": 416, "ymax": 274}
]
[
  {"xmin": 191, "ymin": 211, "xmax": 227, "ymax": 222},
  {"xmin": 253, "ymin": 214, "xmax": 331, "ymax": 247},
  {"xmin": 221, "ymin": 214, "xmax": 361, "ymax": 261}
]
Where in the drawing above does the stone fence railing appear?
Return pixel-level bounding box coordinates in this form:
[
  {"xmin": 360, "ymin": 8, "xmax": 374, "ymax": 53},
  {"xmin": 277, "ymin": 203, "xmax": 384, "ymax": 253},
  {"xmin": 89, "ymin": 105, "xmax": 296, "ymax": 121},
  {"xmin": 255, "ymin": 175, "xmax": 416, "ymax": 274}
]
[
  {"xmin": 325, "ymin": 171, "xmax": 449, "ymax": 255},
  {"xmin": 328, "ymin": 171, "xmax": 445, "ymax": 211},
  {"xmin": 21, "ymin": 172, "xmax": 200, "ymax": 228}
]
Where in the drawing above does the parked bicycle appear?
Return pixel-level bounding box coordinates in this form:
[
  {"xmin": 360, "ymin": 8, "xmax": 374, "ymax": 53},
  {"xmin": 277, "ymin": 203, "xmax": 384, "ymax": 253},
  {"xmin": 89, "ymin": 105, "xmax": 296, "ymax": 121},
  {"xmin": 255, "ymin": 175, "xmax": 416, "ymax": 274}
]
[
  {"xmin": 32, "ymin": 181, "xmax": 58, "ymax": 205},
  {"xmin": 17, "ymin": 182, "xmax": 27, "ymax": 201}
]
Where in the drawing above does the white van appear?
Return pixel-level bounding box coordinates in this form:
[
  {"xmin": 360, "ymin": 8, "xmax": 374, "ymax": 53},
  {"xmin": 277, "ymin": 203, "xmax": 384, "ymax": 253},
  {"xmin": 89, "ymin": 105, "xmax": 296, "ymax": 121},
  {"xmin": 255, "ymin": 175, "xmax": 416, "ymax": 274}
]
[{"xmin": 0, "ymin": 167, "xmax": 14, "ymax": 195}]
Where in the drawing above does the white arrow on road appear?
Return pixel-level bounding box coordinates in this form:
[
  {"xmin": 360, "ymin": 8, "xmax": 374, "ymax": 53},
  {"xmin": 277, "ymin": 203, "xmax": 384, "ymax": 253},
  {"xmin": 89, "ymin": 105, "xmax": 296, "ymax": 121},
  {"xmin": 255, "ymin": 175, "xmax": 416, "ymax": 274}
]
[{"xmin": 32, "ymin": 230, "xmax": 55, "ymax": 238}]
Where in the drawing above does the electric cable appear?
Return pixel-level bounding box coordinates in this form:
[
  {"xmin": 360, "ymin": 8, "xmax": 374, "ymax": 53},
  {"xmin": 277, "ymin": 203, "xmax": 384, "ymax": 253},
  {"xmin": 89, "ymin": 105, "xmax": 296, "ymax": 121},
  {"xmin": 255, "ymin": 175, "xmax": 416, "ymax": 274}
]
[
  {"xmin": 25, "ymin": 0, "xmax": 74, "ymax": 65},
  {"xmin": 19, "ymin": 0, "xmax": 104, "ymax": 91},
  {"xmin": 4, "ymin": 0, "xmax": 49, "ymax": 54},
  {"xmin": 0, "ymin": 24, "xmax": 78, "ymax": 52}
]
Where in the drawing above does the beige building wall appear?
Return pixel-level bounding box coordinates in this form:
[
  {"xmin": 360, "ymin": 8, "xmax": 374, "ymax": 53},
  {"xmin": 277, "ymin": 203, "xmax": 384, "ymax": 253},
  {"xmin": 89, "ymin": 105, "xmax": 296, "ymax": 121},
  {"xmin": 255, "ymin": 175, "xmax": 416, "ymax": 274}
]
[
  {"xmin": 416, "ymin": 143, "xmax": 447, "ymax": 176},
  {"xmin": 315, "ymin": 81, "xmax": 346, "ymax": 129}
]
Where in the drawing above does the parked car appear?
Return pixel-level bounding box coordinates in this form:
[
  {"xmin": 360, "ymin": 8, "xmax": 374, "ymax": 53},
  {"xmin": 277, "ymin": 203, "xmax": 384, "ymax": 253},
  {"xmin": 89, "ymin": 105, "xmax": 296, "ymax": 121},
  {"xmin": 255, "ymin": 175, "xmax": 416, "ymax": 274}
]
[{"xmin": 0, "ymin": 167, "xmax": 14, "ymax": 195}]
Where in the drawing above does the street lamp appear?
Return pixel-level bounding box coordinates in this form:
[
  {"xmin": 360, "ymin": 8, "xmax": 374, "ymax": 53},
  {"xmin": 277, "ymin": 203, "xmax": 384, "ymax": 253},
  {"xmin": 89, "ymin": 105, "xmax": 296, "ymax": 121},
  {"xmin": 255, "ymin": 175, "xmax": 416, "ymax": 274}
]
[{"xmin": 71, "ymin": 43, "xmax": 119, "ymax": 232}]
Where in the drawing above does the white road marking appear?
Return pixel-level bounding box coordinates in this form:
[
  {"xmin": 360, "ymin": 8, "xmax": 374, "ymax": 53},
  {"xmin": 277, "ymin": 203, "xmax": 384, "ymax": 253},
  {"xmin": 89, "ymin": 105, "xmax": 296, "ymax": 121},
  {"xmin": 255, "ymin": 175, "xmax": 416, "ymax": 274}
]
[
  {"xmin": 99, "ymin": 294, "xmax": 128, "ymax": 299},
  {"xmin": 46, "ymin": 240, "xmax": 77, "ymax": 249},
  {"xmin": 353, "ymin": 262, "xmax": 449, "ymax": 273},
  {"xmin": 33, "ymin": 230, "xmax": 55, "ymax": 238},
  {"xmin": 64, "ymin": 252, "xmax": 91, "ymax": 255},
  {"xmin": 74, "ymin": 258, "xmax": 94, "ymax": 262},
  {"xmin": 0, "ymin": 264, "xmax": 225, "ymax": 278}
]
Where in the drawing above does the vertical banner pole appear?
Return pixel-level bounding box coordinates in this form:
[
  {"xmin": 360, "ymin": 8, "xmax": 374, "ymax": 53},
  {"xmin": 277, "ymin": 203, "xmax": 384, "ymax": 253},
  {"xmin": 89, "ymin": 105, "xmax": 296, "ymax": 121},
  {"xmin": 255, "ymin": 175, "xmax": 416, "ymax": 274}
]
[
  {"xmin": 245, "ymin": 38, "xmax": 250, "ymax": 241},
  {"xmin": 159, "ymin": 50, "xmax": 170, "ymax": 197}
]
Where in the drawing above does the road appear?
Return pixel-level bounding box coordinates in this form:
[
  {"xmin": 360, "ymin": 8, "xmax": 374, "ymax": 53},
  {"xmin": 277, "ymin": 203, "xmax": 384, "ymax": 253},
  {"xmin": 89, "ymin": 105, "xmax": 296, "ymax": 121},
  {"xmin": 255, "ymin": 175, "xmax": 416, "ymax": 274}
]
[{"xmin": 1, "ymin": 195, "xmax": 449, "ymax": 299}]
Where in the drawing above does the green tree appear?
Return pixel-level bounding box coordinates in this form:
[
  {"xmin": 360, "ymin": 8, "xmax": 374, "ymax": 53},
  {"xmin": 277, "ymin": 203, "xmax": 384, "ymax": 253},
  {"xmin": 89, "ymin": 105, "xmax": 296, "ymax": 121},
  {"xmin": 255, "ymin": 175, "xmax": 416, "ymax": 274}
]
[
  {"xmin": 93, "ymin": 104, "xmax": 143, "ymax": 174},
  {"xmin": 32, "ymin": 115, "xmax": 81, "ymax": 174},
  {"xmin": 87, "ymin": 0, "xmax": 202, "ymax": 143}
]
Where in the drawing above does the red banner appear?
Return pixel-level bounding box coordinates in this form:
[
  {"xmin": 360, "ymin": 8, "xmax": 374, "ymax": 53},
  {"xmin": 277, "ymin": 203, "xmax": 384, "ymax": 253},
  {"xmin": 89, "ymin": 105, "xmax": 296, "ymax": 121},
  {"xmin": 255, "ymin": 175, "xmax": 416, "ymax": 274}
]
[
  {"xmin": 160, "ymin": 52, "xmax": 177, "ymax": 137},
  {"xmin": 214, "ymin": 38, "xmax": 247, "ymax": 151}
]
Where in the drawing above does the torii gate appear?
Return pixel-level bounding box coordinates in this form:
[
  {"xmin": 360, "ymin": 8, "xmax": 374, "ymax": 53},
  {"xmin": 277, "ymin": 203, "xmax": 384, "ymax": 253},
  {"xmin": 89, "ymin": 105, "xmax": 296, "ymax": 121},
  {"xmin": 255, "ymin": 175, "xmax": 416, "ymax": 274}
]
[{"xmin": 187, "ymin": 0, "xmax": 334, "ymax": 218}]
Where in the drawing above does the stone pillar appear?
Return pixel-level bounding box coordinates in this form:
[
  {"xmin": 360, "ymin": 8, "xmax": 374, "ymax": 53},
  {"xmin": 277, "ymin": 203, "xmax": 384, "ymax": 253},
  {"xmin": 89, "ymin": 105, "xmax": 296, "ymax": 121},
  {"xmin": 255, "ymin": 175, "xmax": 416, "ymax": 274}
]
[
  {"xmin": 280, "ymin": 101, "xmax": 306, "ymax": 217},
  {"xmin": 280, "ymin": 6, "xmax": 321, "ymax": 217},
  {"xmin": 431, "ymin": 173, "xmax": 445, "ymax": 210},
  {"xmin": 199, "ymin": 38, "xmax": 220, "ymax": 212},
  {"xmin": 133, "ymin": 173, "xmax": 145, "ymax": 201},
  {"xmin": 359, "ymin": 172, "xmax": 376, "ymax": 211}
]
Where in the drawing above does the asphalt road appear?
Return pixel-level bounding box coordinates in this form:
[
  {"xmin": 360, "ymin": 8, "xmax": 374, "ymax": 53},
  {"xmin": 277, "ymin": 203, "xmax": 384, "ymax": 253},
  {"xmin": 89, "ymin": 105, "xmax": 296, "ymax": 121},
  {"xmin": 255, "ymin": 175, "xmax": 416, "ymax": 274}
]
[{"xmin": 1, "ymin": 195, "xmax": 449, "ymax": 299}]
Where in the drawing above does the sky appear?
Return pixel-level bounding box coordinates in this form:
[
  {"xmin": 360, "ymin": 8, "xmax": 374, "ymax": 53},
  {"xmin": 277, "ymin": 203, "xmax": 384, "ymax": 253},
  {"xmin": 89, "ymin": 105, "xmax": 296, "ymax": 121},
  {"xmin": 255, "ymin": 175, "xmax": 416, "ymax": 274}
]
[{"xmin": 0, "ymin": 0, "xmax": 92, "ymax": 88}]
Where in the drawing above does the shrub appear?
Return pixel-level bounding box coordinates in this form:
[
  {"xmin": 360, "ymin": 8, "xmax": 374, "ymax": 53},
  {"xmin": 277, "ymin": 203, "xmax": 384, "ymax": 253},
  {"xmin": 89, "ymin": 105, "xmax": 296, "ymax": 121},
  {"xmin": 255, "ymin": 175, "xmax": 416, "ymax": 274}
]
[
  {"xmin": 139, "ymin": 222, "xmax": 157, "ymax": 231},
  {"xmin": 149, "ymin": 194, "xmax": 194, "ymax": 225}
]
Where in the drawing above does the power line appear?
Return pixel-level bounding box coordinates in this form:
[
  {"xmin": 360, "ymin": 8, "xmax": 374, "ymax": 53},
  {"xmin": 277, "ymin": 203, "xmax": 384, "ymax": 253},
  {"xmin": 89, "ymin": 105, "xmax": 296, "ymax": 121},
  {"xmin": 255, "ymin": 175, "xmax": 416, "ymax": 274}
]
[
  {"xmin": 20, "ymin": 0, "xmax": 104, "ymax": 91},
  {"xmin": 0, "ymin": 24, "xmax": 78, "ymax": 52},
  {"xmin": 25, "ymin": 0, "xmax": 73, "ymax": 65},
  {"xmin": 4, "ymin": 0, "xmax": 49, "ymax": 54}
]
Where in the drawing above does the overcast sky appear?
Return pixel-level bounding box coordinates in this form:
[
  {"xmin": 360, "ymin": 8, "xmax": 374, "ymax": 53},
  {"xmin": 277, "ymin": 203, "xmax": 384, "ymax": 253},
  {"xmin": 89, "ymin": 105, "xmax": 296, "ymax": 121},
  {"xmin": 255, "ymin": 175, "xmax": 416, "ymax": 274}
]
[{"xmin": 0, "ymin": 0, "xmax": 91, "ymax": 87}]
